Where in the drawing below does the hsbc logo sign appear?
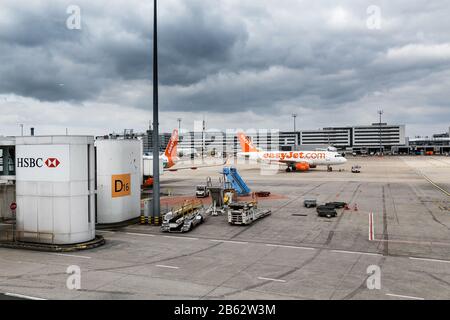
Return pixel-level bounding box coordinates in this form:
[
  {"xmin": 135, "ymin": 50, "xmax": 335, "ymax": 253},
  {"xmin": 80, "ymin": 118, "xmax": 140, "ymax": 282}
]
[
  {"xmin": 15, "ymin": 145, "xmax": 69, "ymax": 182},
  {"xmin": 45, "ymin": 158, "xmax": 60, "ymax": 168},
  {"xmin": 17, "ymin": 157, "xmax": 61, "ymax": 168}
]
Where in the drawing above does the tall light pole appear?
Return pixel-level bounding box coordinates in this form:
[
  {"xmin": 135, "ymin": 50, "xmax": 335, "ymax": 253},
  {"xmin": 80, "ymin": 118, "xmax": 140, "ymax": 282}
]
[
  {"xmin": 292, "ymin": 114, "xmax": 297, "ymax": 132},
  {"xmin": 378, "ymin": 110, "xmax": 383, "ymax": 156},
  {"xmin": 202, "ymin": 117, "xmax": 206, "ymax": 161},
  {"xmin": 152, "ymin": 0, "xmax": 160, "ymax": 225},
  {"xmin": 177, "ymin": 118, "xmax": 182, "ymax": 142},
  {"xmin": 19, "ymin": 124, "xmax": 24, "ymax": 136}
]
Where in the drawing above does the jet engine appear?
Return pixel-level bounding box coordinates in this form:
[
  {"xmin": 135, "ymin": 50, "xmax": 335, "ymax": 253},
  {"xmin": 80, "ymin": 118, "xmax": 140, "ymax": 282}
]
[{"xmin": 295, "ymin": 163, "xmax": 310, "ymax": 171}]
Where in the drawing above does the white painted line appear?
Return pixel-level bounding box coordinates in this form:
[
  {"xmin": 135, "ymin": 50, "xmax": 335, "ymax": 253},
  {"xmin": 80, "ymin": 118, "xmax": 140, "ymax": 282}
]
[
  {"xmin": 369, "ymin": 212, "xmax": 374, "ymax": 241},
  {"xmin": 409, "ymin": 257, "xmax": 450, "ymax": 264},
  {"xmin": 257, "ymin": 277, "xmax": 286, "ymax": 283},
  {"xmin": 331, "ymin": 250, "xmax": 382, "ymax": 257},
  {"xmin": 265, "ymin": 244, "xmax": 315, "ymax": 251},
  {"xmin": 164, "ymin": 235, "xmax": 198, "ymax": 240},
  {"xmin": 124, "ymin": 227, "xmax": 158, "ymax": 232},
  {"xmin": 96, "ymin": 230, "xmax": 116, "ymax": 234},
  {"xmin": 372, "ymin": 238, "xmax": 450, "ymax": 247},
  {"xmin": 210, "ymin": 239, "xmax": 248, "ymax": 245},
  {"xmin": 386, "ymin": 293, "xmax": 424, "ymax": 300},
  {"xmin": 155, "ymin": 264, "xmax": 180, "ymax": 269},
  {"xmin": 125, "ymin": 232, "xmax": 155, "ymax": 237},
  {"xmin": 52, "ymin": 253, "xmax": 91, "ymax": 259},
  {"xmin": 5, "ymin": 292, "xmax": 46, "ymax": 300},
  {"xmin": 179, "ymin": 236, "xmax": 199, "ymax": 240}
]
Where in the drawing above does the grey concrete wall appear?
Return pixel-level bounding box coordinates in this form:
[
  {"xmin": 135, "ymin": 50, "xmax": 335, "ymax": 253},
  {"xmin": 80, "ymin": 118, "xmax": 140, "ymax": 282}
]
[{"xmin": 0, "ymin": 183, "xmax": 15, "ymax": 220}]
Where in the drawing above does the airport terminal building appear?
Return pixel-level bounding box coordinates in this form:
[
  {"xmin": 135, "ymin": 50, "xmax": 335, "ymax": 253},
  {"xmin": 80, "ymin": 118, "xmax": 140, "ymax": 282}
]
[
  {"xmin": 177, "ymin": 123, "xmax": 407, "ymax": 155},
  {"xmin": 144, "ymin": 123, "xmax": 448, "ymax": 156},
  {"xmin": 407, "ymin": 129, "xmax": 450, "ymax": 155},
  {"xmin": 299, "ymin": 124, "xmax": 406, "ymax": 153}
]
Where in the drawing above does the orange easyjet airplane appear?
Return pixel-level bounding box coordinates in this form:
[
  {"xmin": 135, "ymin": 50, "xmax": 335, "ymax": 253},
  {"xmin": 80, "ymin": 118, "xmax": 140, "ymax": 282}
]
[
  {"xmin": 143, "ymin": 129, "xmax": 179, "ymax": 169},
  {"xmin": 237, "ymin": 132, "xmax": 347, "ymax": 172},
  {"xmin": 143, "ymin": 129, "xmax": 178, "ymax": 187},
  {"xmin": 143, "ymin": 129, "xmax": 228, "ymax": 186}
]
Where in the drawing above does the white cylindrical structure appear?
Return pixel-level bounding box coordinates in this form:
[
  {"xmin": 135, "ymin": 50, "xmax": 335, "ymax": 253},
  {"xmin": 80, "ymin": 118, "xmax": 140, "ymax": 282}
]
[
  {"xmin": 95, "ymin": 139, "xmax": 141, "ymax": 224},
  {"xmin": 15, "ymin": 136, "xmax": 96, "ymax": 244}
]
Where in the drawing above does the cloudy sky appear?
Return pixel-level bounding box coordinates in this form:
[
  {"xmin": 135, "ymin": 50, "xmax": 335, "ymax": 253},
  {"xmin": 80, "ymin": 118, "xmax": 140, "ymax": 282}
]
[{"xmin": 0, "ymin": 0, "xmax": 449, "ymax": 137}]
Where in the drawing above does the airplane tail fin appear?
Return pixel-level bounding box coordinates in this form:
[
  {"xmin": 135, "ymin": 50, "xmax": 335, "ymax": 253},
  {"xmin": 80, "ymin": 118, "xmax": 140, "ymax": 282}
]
[
  {"xmin": 164, "ymin": 129, "xmax": 178, "ymax": 168},
  {"xmin": 238, "ymin": 132, "xmax": 260, "ymax": 153}
]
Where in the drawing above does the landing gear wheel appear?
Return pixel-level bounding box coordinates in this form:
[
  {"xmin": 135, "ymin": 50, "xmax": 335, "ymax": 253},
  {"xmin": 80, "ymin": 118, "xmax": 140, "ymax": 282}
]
[
  {"xmin": 327, "ymin": 166, "xmax": 333, "ymax": 172},
  {"xmin": 286, "ymin": 167, "xmax": 292, "ymax": 172}
]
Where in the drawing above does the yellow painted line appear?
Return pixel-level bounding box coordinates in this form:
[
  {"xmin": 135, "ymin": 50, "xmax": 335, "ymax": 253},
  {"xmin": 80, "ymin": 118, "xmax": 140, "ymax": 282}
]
[
  {"xmin": 409, "ymin": 257, "xmax": 450, "ymax": 264},
  {"xmin": 418, "ymin": 171, "xmax": 450, "ymax": 197}
]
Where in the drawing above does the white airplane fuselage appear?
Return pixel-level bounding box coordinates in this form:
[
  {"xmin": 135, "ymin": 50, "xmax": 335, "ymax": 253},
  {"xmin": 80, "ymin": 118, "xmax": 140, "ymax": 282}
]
[
  {"xmin": 143, "ymin": 154, "xmax": 176, "ymax": 169},
  {"xmin": 238, "ymin": 150, "xmax": 347, "ymax": 167}
]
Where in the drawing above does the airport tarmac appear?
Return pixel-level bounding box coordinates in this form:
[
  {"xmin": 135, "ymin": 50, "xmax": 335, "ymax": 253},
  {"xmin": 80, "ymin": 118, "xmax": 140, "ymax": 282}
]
[{"xmin": 0, "ymin": 156, "xmax": 449, "ymax": 300}]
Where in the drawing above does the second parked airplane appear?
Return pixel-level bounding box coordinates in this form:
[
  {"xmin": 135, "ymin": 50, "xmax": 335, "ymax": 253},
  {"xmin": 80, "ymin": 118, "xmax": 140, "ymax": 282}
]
[{"xmin": 237, "ymin": 132, "xmax": 347, "ymax": 172}]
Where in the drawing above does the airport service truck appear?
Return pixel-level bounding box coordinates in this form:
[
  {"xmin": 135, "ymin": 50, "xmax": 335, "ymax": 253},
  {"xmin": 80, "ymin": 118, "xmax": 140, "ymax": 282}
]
[
  {"xmin": 195, "ymin": 185, "xmax": 210, "ymax": 198},
  {"xmin": 161, "ymin": 200, "xmax": 206, "ymax": 232},
  {"xmin": 227, "ymin": 202, "xmax": 271, "ymax": 225}
]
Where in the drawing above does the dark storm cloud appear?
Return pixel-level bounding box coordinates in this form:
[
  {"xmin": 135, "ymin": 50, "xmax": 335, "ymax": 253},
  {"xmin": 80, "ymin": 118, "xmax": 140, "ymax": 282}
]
[
  {"xmin": 0, "ymin": 0, "xmax": 450, "ymax": 131},
  {"xmin": 0, "ymin": 0, "xmax": 245, "ymax": 101}
]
